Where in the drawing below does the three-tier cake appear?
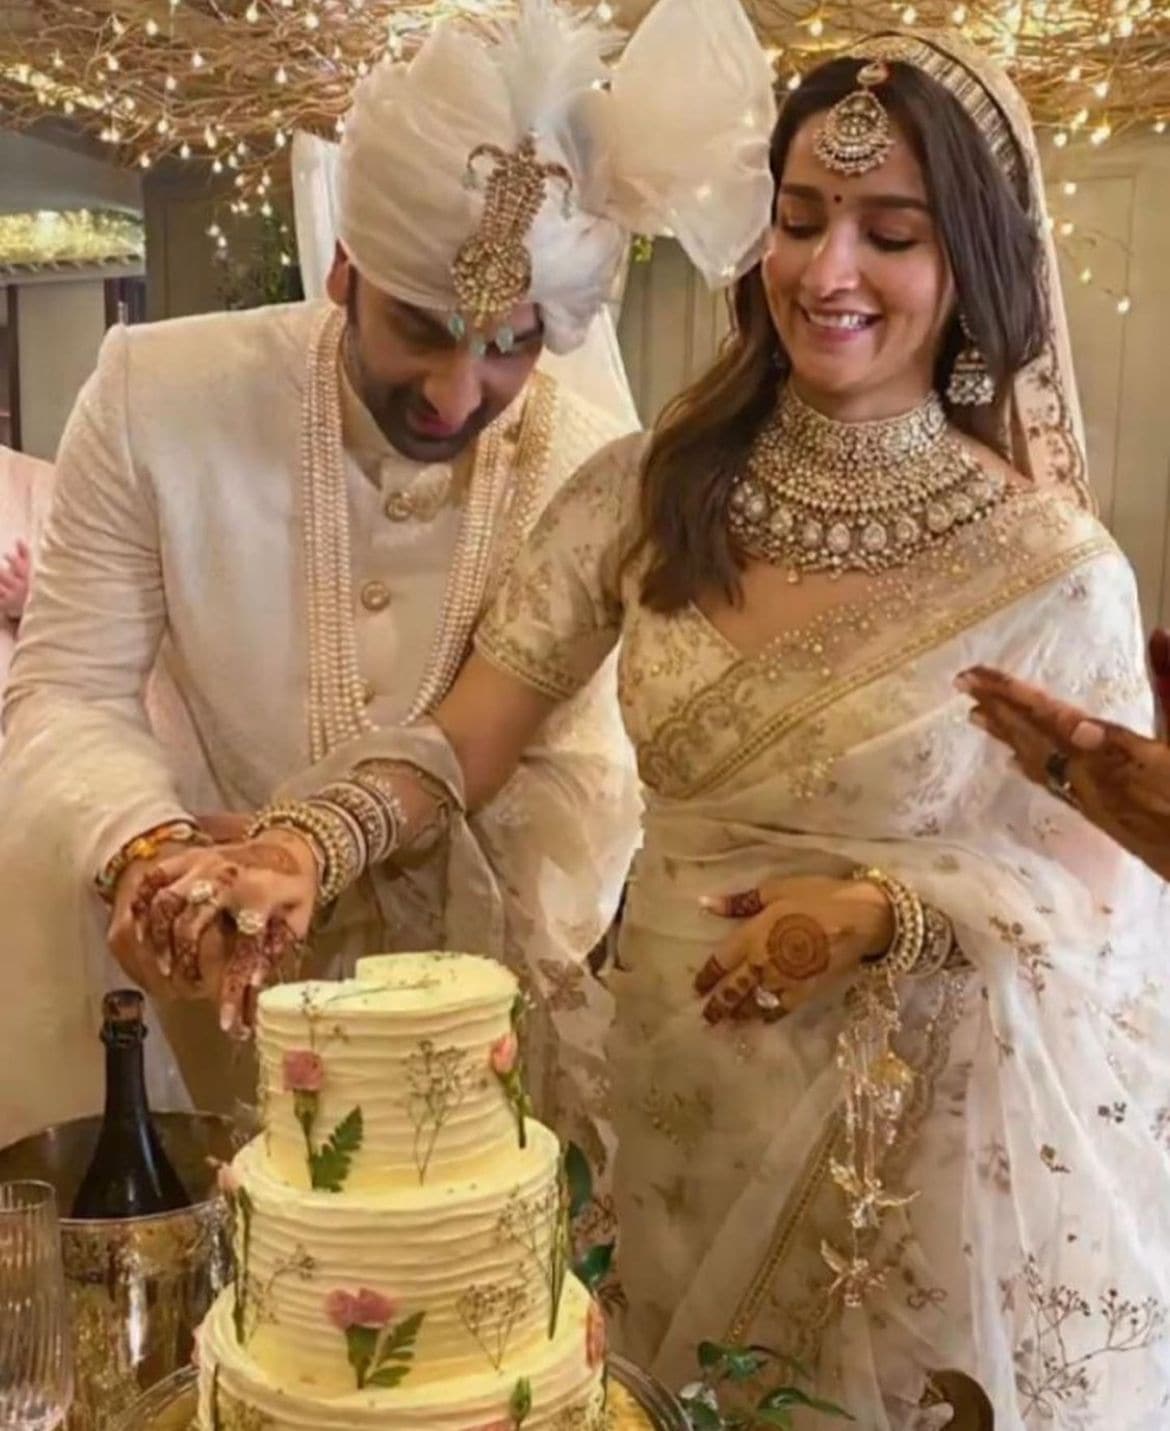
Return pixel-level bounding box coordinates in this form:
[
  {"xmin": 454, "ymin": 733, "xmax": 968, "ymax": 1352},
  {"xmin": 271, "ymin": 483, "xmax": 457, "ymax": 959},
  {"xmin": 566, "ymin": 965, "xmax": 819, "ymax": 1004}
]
[{"xmin": 195, "ymin": 952, "xmax": 606, "ymax": 1429}]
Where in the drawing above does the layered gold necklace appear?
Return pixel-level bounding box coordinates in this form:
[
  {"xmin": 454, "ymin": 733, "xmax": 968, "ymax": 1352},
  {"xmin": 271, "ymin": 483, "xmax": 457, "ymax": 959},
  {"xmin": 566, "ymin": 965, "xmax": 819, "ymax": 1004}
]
[{"xmin": 728, "ymin": 385, "xmax": 1007, "ymax": 581}]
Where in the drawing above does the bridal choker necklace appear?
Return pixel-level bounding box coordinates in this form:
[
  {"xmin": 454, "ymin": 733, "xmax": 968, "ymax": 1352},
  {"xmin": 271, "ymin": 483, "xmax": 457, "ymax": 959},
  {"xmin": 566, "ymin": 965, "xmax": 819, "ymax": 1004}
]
[{"xmin": 728, "ymin": 386, "xmax": 1007, "ymax": 581}]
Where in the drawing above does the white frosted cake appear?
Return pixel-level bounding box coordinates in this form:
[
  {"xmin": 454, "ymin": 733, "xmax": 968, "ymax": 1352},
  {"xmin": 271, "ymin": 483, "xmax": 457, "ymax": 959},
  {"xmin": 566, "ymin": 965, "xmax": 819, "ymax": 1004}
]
[{"xmin": 196, "ymin": 952, "xmax": 607, "ymax": 1430}]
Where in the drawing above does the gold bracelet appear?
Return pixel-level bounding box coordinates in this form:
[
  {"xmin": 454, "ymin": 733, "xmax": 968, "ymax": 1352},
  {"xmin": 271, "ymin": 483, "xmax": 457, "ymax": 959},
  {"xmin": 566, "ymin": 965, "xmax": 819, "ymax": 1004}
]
[{"xmin": 96, "ymin": 819, "xmax": 211, "ymax": 901}]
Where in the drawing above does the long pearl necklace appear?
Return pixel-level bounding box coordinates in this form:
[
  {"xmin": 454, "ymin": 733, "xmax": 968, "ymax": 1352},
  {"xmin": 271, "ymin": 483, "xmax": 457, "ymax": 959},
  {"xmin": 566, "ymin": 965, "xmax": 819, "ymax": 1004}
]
[
  {"xmin": 300, "ymin": 305, "xmax": 524, "ymax": 759},
  {"xmin": 303, "ymin": 304, "xmax": 373, "ymax": 761},
  {"xmin": 728, "ymin": 385, "xmax": 1006, "ymax": 582}
]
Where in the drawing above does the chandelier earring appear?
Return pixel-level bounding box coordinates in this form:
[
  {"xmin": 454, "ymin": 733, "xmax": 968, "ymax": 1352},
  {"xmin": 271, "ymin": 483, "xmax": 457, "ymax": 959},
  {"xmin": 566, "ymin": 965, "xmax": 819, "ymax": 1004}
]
[{"xmin": 946, "ymin": 314, "xmax": 996, "ymax": 407}]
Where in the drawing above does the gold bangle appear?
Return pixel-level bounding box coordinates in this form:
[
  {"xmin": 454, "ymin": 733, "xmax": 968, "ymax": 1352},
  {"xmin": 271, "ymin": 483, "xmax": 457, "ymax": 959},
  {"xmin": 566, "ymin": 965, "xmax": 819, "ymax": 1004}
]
[
  {"xmin": 855, "ymin": 866, "xmax": 926, "ymax": 977},
  {"xmin": 248, "ymin": 801, "xmax": 361, "ymax": 906}
]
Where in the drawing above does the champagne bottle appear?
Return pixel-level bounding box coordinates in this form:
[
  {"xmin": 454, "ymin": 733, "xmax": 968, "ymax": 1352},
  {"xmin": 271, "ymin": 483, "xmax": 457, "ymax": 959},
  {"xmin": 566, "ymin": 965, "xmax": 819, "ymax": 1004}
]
[{"xmin": 70, "ymin": 990, "xmax": 191, "ymax": 1219}]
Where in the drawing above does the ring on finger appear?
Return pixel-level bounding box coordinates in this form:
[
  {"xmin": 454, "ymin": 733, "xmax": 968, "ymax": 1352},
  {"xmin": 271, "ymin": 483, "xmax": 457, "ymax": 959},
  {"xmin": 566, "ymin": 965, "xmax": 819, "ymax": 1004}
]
[
  {"xmin": 753, "ymin": 986, "xmax": 783, "ymax": 1012},
  {"xmin": 188, "ymin": 879, "xmax": 218, "ymax": 908},
  {"xmin": 1044, "ymin": 750, "xmax": 1080, "ymax": 810},
  {"xmin": 234, "ymin": 908, "xmax": 266, "ymax": 938}
]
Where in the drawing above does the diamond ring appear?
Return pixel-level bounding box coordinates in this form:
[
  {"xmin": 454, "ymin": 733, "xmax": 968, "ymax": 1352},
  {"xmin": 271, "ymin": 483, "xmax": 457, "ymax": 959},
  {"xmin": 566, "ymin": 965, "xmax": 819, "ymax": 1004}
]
[
  {"xmin": 188, "ymin": 880, "xmax": 218, "ymax": 907},
  {"xmin": 234, "ymin": 908, "xmax": 267, "ymax": 938},
  {"xmin": 1044, "ymin": 750, "xmax": 1080, "ymax": 810}
]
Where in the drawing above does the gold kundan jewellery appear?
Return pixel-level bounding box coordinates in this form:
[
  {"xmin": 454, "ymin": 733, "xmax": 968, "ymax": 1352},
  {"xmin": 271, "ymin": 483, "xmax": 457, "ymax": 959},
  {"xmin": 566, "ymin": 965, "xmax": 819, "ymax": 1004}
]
[
  {"xmin": 813, "ymin": 59, "xmax": 895, "ymax": 176},
  {"xmin": 728, "ymin": 386, "xmax": 1007, "ymax": 580}
]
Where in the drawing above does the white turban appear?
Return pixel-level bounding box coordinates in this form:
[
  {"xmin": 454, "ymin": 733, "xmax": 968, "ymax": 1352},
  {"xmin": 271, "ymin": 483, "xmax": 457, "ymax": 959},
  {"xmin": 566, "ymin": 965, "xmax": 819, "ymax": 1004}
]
[{"xmin": 337, "ymin": 0, "xmax": 776, "ymax": 355}]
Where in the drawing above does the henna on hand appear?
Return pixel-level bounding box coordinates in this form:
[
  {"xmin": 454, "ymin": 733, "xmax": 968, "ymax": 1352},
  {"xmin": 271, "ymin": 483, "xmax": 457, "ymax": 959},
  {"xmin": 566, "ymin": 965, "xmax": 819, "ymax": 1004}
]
[
  {"xmin": 765, "ymin": 913, "xmax": 830, "ymax": 981},
  {"xmin": 723, "ymin": 890, "xmax": 766, "ymax": 919},
  {"xmin": 225, "ymin": 842, "xmax": 304, "ymax": 876},
  {"xmin": 694, "ymin": 955, "xmax": 726, "ymax": 996},
  {"xmin": 703, "ymin": 967, "xmax": 758, "ymax": 1025},
  {"xmin": 218, "ymin": 917, "xmax": 300, "ymax": 1036}
]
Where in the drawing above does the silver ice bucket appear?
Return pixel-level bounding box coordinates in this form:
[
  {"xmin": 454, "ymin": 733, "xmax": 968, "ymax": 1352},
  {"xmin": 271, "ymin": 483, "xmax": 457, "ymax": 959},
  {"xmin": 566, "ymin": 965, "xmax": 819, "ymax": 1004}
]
[{"xmin": 0, "ymin": 1111, "xmax": 235, "ymax": 1430}]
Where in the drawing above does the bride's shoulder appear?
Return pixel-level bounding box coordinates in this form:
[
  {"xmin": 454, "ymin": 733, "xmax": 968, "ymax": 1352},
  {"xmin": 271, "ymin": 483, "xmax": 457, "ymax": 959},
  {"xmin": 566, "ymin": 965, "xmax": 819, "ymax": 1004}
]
[{"xmin": 957, "ymin": 432, "xmax": 1116, "ymax": 557}]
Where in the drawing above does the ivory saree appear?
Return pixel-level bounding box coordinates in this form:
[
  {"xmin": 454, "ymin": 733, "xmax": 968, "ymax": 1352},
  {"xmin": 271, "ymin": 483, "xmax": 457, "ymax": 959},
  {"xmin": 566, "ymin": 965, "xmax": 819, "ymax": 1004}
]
[{"xmin": 476, "ymin": 434, "xmax": 1170, "ymax": 1427}]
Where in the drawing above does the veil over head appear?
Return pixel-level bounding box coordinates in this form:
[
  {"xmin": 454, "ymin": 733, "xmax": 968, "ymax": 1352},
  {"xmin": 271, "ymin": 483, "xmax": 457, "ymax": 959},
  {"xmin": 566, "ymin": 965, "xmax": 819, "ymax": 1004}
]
[{"xmin": 848, "ymin": 32, "xmax": 1092, "ymax": 509}]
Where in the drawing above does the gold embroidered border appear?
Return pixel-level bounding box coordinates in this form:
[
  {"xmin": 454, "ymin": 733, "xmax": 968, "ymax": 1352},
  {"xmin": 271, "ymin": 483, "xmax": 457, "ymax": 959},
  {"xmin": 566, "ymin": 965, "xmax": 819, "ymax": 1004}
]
[
  {"xmin": 474, "ymin": 626, "xmax": 582, "ymax": 703},
  {"xmin": 724, "ymin": 1109, "xmax": 842, "ymax": 1343},
  {"xmin": 659, "ymin": 532, "xmax": 1113, "ymax": 801}
]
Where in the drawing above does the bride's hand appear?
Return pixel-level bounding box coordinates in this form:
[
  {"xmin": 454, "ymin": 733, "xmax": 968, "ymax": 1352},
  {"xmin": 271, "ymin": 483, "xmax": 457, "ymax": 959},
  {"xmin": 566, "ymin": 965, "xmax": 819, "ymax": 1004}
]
[
  {"xmin": 129, "ymin": 831, "xmax": 320, "ymax": 1034},
  {"xmin": 694, "ymin": 875, "xmax": 894, "ymax": 1024}
]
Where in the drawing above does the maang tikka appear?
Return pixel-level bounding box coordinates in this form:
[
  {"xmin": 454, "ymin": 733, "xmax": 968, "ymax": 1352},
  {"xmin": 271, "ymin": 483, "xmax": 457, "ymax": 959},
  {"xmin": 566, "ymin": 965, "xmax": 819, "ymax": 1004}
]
[{"xmin": 813, "ymin": 59, "xmax": 895, "ymax": 176}]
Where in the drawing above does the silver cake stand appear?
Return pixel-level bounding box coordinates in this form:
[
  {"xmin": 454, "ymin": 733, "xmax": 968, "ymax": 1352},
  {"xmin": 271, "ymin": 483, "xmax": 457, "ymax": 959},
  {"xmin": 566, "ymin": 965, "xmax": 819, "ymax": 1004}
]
[{"xmin": 115, "ymin": 1356, "xmax": 689, "ymax": 1431}]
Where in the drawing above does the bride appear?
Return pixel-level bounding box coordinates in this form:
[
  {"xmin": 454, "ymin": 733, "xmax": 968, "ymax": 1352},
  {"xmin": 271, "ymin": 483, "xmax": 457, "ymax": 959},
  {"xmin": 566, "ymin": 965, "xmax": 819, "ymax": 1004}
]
[{"xmin": 132, "ymin": 33, "xmax": 1170, "ymax": 1427}]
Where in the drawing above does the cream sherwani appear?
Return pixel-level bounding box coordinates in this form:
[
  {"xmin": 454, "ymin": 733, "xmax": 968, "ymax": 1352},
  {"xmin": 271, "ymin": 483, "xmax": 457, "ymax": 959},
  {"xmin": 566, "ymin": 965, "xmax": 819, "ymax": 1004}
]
[
  {"xmin": 0, "ymin": 445, "xmax": 55, "ymax": 701},
  {"xmin": 0, "ymin": 300, "xmax": 640, "ymax": 1162}
]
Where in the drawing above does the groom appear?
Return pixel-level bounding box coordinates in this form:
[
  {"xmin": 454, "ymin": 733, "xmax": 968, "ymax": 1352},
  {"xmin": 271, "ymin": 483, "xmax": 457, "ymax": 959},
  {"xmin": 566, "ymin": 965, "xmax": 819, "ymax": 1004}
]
[{"xmin": 0, "ymin": 4, "xmax": 645, "ymax": 1151}]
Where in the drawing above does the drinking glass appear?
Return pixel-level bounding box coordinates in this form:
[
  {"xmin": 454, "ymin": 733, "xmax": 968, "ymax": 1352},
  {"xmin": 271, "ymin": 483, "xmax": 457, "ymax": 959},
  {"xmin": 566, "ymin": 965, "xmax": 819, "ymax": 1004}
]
[{"xmin": 0, "ymin": 1180, "xmax": 73, "ymax": 1429}]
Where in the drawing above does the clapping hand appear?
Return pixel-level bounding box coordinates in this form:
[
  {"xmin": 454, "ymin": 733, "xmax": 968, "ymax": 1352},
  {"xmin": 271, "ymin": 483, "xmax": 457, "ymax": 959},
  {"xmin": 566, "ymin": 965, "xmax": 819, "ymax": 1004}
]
[{"xmin": 957, "ymin": 662, "xmax": 1170, "ymax": 882}]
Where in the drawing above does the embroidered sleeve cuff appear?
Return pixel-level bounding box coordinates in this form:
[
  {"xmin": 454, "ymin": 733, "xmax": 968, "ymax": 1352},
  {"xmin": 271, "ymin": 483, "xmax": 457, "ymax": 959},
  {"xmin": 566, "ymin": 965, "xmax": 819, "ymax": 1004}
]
[{"xmin": 473, "ymin": 627, "xmax": 586, "ymax": 703}]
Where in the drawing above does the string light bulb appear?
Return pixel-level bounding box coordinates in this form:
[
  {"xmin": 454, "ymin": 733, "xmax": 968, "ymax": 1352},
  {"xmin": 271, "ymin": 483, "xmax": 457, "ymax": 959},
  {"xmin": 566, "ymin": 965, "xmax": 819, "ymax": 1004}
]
[
  {"xmin": 1079, "ymin": 267, "xmax": 1092, "ymax": 283},
  {"xmin": 1117, "ymin": 296, "xmax": 1131, "ymax": 314},
  {"xmin": 1090, "ymin": 122, "xmax": 1112, "ymax": 144},
  {"xmin": 145, "ymin": 18, "xmax": 159, "ymax": 36},
  {"xmin": 951, "ymin": 4, "xmax": 967, "ymax": 21},
  {"xmin": 809, "ymin": 15, "xmax": 825, "ymax": 37},
  {"xmin": 245, "ymin": 1, "xmax": 259, "ymax": 19},
  {"xmin": 191, "ymin": 51, "xmax": 205, "ymax": 69},
  {"xmin": 1062, "ymin": 180, "xmax": 1078, "ymax": 196},
  {"xmin": 1053, "ymin": 130, "xmax": 1069, "ymax": 147},
  {"xmin": 900, "ymin": 5, "xmax": 917, "ymax": 24}
]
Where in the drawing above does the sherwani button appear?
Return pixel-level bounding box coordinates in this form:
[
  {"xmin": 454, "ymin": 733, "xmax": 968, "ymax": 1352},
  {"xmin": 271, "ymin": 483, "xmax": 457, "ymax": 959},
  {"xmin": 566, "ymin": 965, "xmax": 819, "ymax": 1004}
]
[{"xmin": 360, "ymin": 580, "xmax": 391, "ymax": 612}]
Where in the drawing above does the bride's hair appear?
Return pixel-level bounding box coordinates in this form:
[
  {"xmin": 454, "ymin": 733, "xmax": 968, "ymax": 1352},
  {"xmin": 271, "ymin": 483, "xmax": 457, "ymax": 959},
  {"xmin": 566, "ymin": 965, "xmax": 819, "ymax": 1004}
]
[{"xmin": 634, "ymin": 57, "xmax": 1048, "ymax": 614}]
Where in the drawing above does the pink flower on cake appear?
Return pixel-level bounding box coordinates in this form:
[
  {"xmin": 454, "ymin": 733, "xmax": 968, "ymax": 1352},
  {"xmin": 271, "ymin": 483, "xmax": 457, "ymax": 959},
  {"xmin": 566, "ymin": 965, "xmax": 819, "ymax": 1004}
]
[
  {"xmin": 352, "ymin": 1287, "xmax": 396, "ymax": 1327},
  {"xmin": 282, "ymin": 1048, "xmax": 324, "ymax": 1093},
  {"xmin": 324, "ymin": 1289, "xmax": 358, "ymax": 1331},
  {"xmin": 490, "ymin": 1031, "xmax": 519, "ymax": 1078},
  {"xmin": 585, "ymin": 1297, "xmax": 606, "ymax": 1370},
  {"xmin": 324, "ymin": 1287, "xmax": 396, "ymax": 1331}
]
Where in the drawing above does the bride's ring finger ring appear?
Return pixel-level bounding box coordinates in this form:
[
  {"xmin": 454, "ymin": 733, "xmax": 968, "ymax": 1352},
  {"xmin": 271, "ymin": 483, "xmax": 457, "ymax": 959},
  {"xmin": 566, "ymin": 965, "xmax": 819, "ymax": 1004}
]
[
  {"xmin": 188, "ymin": 880, "xmax": 218, "ymax": 907},
  {"xmin": 234, "ymin": 908, "xmax": 266, "ymax": 938},
  {"xmin": 753, "ymin": 986, "xmax": 782, "ymax": 1012}
]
